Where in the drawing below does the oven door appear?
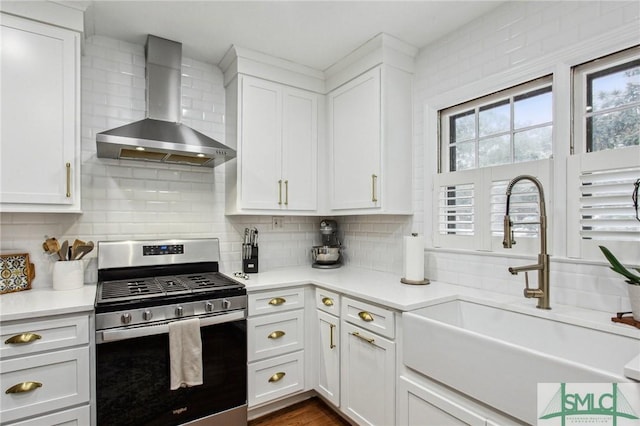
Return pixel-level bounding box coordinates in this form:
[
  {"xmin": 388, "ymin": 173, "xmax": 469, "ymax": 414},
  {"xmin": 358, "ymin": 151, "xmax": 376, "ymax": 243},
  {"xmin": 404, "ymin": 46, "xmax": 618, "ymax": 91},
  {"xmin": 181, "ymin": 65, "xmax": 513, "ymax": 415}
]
[{"xmin": 96, "ymin": 312, "xmax": 247, "ymax": 426}]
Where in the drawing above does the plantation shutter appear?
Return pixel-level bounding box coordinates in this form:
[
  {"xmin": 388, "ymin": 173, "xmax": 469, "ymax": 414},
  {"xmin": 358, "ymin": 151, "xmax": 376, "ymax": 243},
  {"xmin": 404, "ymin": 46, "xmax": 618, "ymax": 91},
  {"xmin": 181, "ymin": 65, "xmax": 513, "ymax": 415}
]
[{"xmin": 567, "ymin": 146, "xmax": 640, "ymax": 264}]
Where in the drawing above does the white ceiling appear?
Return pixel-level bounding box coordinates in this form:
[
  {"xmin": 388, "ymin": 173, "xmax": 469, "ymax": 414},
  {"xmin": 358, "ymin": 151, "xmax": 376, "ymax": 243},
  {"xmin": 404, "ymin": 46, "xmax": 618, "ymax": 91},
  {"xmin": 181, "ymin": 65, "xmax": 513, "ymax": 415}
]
[{"xmin": 83, "ymin": 1, "xmax": 504, "ymax": 71}]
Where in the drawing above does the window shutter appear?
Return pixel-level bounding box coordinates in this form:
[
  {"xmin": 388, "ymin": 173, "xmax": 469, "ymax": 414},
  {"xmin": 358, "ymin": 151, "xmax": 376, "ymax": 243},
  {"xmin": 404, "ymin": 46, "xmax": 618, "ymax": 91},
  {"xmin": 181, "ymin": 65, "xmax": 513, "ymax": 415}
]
[
  {"xmin": 490, "ymin": 180, "xmax": 540, "ymax": 239},
  {"xmin": 567, "ymin": 146, "xmax": 640, "ymax": 264},
  {"xmin": 579, "ymin": 167, "xmax": 640, "ymax": 241},
  {"xmin": 438, "ymin": 183, "xmax": 474, "ymax": 236}
]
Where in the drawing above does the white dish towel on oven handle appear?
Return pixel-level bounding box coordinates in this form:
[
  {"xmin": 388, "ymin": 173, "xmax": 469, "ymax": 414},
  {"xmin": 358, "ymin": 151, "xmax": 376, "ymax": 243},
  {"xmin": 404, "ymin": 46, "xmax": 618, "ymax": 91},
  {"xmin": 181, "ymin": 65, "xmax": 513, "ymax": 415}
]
[{"xmin": 169, "ymin": 318, "xmax": 203, "ymax": 390}]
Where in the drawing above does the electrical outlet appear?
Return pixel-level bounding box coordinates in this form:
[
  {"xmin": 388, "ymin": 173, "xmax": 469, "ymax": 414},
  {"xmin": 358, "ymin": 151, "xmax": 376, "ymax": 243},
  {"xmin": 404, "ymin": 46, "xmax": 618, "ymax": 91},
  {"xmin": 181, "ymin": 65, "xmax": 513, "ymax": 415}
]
[{"xmin": 272, "ymin": 216, "xmax": 284, "ymax": 230}]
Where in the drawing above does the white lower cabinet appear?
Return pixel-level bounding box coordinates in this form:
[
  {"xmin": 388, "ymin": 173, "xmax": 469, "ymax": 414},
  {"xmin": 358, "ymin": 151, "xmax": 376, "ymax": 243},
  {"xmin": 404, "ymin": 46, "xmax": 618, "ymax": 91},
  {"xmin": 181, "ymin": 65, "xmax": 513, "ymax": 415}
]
[
  {"xmin": 5, "ymin": 405, "xmax": 90, "ymax": 426},
  {"xmin": 398, "ymin": 376, "xmax": 486, "ymax": 426},
  {"xmin": 315, "ymin": 304, "xmax": 340, "ymax": 406},
  {"xmin": 397, "ymin": 375, "xmax": 523, "ymax": 426},
  {"xmin": 341, "ymin": 320, "xmax": 396, "ymax": 426},
  {"xmin": 0, "ymin": 313, "xmax": 91, "ymax": 425},
  {"xmin": 247, "ymin": 287, "xmax": 306, "ymax": 408},
  {"xmin": 248, "ymin": 351, "xmax": 305, "ymax": 407}
]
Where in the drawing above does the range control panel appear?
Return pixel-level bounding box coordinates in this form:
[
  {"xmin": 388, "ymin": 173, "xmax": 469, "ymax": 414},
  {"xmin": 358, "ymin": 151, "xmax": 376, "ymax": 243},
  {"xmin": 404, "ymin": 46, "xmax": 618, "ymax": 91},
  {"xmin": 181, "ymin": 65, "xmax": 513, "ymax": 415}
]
[{"xmin": 142, "ymin": 244, "xmax": 184, "ymax": 256}]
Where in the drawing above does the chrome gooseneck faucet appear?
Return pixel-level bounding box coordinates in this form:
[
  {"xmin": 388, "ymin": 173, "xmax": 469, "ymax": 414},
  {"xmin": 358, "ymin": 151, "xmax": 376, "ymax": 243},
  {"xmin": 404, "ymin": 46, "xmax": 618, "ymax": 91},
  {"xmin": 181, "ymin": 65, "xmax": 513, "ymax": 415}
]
[{"xmin": 503, "ymin": 175, "xmax": 550, "ymax": 310}]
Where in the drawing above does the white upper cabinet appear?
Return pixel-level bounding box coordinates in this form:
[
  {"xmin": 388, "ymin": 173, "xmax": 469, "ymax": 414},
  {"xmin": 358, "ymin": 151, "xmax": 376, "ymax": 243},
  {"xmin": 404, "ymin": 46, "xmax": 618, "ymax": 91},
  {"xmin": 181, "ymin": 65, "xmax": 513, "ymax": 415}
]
[
  {"xmin": 281, "ymin": 87, "xmax": 318, "ymax": 211},
  {"xmin": 326, "ymin": 35, "xmax": 416, "ymax": 215},
  {"xmin": 328, "ymin": 68, "xmax": 382, "ymax": 211},
  {"xmin": 222, "ymin": 34, "xmax": 415, "ymax": 216},
  {"xmin": 226, "ymin": 75, "xmax": 319, "ymax": 214},
  {"xmin": 0, "ymin": 12, "xmax": 81, "ymax": 213}
]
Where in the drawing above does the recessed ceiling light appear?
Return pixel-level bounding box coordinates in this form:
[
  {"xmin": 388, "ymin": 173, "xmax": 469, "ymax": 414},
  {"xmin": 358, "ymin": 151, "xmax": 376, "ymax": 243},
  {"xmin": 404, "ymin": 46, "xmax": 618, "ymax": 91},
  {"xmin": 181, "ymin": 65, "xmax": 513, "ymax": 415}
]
[
  {"xmin": 135, "ymin": 147, "xmax": 145, "ymax": 151},
  {"xmin": 197, "ymin": 153, "xmax": 205, "ymax": 157}
]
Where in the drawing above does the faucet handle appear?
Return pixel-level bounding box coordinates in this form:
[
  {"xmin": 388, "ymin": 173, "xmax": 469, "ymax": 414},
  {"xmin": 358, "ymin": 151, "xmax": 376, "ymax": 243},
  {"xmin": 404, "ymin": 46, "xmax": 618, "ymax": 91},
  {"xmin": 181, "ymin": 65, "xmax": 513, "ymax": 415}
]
[{"xmin": 523, "ymin": 271, "xmax": 544, "ymax": 299}]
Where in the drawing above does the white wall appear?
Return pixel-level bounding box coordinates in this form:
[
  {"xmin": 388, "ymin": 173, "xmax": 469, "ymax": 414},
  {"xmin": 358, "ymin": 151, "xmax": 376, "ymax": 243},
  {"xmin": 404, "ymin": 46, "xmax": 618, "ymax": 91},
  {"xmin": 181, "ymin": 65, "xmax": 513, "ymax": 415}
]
[{"xmin": 414, "ymin": 0, "xmax": 640, "ymax": 313}]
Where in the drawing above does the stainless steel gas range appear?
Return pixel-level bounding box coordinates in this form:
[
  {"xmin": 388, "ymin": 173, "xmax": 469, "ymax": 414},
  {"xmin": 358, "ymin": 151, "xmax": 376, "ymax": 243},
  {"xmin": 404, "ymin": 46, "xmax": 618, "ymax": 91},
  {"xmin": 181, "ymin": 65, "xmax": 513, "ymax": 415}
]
[{"xmin": 95, "ymin": 238, "xmax": 247, "ymax": 426}]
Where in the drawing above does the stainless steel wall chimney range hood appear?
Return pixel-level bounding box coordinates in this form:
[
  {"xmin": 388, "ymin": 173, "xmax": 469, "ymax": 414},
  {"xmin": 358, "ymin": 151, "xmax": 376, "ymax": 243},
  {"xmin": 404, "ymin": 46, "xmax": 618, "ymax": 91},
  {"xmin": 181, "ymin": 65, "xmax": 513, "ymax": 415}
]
[{"xmin": 96, "ymin": 35, "xmax": 235, "ymax": 167}]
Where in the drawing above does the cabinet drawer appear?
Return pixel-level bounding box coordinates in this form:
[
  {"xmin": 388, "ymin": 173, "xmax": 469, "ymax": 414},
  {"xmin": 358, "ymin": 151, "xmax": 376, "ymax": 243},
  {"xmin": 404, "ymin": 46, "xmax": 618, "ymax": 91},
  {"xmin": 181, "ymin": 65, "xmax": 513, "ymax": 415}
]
[
  {"xmin": 1, "ymin": 347, "xmax": 90, "ymax": 424},
  {"xmin": 249, "ymin": 287, "xmax": 305, "ymax": 316},
  {"xmin": 1, "ymin": 315, "xmax": 89, "ymax": 360},
  {"xmin": 248, "ymin": 310, "xmax": 304, "ymax": 362},
  {"xmin": 341, "ymin": 296, "xmax": 395, "ymax": 339},
  {"xmin": 6, "ymin": 404, "xmax": 90, "ymax": 426},
  {"xmin": 248, "ymin": 351, "xmax": 304, "ymax": 407},
  {"xmin": 315, "ymin": 288, "xmax": 340, "ymax": 315}
]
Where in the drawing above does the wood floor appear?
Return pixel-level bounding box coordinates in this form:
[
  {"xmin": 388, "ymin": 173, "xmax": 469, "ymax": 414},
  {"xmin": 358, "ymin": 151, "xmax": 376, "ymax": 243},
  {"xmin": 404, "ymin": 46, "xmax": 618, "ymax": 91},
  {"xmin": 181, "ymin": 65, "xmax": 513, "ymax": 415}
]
[{"xmin": 248, "ymin": 397, "xmax": 351, "ymax": 426}]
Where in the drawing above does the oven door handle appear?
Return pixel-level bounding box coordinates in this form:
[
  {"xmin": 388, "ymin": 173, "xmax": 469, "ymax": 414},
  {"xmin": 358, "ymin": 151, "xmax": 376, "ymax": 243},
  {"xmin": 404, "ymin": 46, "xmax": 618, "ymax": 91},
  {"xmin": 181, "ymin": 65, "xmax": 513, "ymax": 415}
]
[{"xmin": 98, "ymin": 310, "xmax": 246, "ymax": 343}]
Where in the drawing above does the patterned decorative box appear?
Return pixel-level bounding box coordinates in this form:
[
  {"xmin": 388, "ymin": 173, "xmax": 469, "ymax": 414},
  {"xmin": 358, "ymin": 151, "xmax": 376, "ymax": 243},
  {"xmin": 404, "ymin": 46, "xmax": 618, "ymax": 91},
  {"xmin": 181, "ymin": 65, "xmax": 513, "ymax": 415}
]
[{"xmin": 0, "ymin": 253, "xmax": 35, "ymax": 294}]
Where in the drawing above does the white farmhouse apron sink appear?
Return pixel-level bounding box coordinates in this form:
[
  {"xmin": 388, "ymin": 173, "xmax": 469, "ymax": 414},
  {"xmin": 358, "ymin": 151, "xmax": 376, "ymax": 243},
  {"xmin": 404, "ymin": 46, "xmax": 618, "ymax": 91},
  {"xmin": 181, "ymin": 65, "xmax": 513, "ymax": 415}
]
[{"xmin": 403, "ymin": 299, "xmax": 640, "ymax": 425}]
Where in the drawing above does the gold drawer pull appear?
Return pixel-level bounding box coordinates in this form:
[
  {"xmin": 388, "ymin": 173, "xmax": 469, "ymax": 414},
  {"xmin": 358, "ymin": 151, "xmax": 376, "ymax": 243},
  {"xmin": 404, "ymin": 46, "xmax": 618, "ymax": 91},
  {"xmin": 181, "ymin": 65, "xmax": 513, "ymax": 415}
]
[
  {"xmin": 268, "ymin": 297, "xmax": 286, "ymax": 306},
  {"xmin": 268, "ymin": 372, "xmax": 286, "ymax": 383},
  {"xmin": 278, "ymin": 180, "xmax": 283, "ymax": 205},
  {"xmin": 358, "ymin": 311, "xmax": 374, "ymax": 322},
  {"xmin": 268, "ymin": 330, "xmax": 285, "ymax": 339},
  {"xmin": 5, "ymin": 333, "xmax": 41, "ymax": 345},
  {"xmin": 351, "ymin": 331, "xmax": 375, "ymax": 344},
  {"xmin": 322, "ymin": 297, "xmax": 334, "ymax": 307},
  {"xmin": 329, "ymin": 323, "xmax": 336, "ymax": 349},
  {"xmin": 6, "ymin": 381, "xmax": 42, "ymax": 394}
]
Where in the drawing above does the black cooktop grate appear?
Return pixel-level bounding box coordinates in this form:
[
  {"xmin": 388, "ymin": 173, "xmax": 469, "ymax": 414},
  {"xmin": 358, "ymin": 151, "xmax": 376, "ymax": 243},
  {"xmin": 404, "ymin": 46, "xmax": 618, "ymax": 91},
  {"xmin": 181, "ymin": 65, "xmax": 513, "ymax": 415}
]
[{"xmin": 97, "ymin": 272, "xmax": 244, "ymax": 304}]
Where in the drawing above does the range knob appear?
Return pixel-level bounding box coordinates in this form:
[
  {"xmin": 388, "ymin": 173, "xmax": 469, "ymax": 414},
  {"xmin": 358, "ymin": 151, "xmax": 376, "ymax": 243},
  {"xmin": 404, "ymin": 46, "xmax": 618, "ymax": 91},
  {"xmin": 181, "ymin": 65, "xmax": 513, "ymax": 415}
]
[
  {"xmin": 205, "ymin": 301, "xmax": 214, "ymax": 312},
  {"xmin": 121, "ymin": 313, "xmax": 132, "ymax": 324},
  {"xmin": 175, "ymin": 306, "xmax": 184, "ymax": 317},
  {"xmin": 222, "ymin": 299, "xmax": 231, "ymax": 309},
  {"xmin": 142, "ymin": 310, "xmax": 153, "ymax": 321}
]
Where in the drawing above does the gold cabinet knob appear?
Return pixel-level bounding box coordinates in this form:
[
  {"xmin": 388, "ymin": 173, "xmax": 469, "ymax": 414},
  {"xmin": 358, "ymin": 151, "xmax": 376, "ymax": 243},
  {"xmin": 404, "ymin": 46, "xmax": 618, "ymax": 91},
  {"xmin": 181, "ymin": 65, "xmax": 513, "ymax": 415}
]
[
  {"xmin": 5, "ymin": 332, "xmax": 41, "ymax": 344},
  {"xmin": 358, "ymin": 311, "xmax": 374, "ymax": 322},
  {"xmin": 268, "ymin": 297, "xmax": 286, "ymax": 306},
  {"xmin": 268, "ymin": 330, "xmax": 285, "ymax": 339},
  {"xmin": 268, "ymin": 372, "xmax": 286, "ymax": 383},
  {"xmin": 322, "ymin": 297, "xmax": 334, "ymax": 307},
  {"xmin": 6, "ymin": 381, "xmax": 42, "ymax": 394}
]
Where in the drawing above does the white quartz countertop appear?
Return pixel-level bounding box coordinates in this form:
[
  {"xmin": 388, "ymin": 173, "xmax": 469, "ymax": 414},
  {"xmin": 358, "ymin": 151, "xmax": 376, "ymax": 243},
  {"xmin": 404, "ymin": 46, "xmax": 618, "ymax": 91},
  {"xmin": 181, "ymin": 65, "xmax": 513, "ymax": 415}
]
[
  {"xmin": 226, "ymin": 265, "xmax": 640, "ymax": 338},
  {"xmin": 0, "ymin": 284, "xmax": 97, "ymax": 322},
  {"xmin": 229, "ymin": 265, "xmax": 640, "ymax": 381},
  {"xmin": 230, "ymin": 265, "xmax": 469, "ymax": 311}
]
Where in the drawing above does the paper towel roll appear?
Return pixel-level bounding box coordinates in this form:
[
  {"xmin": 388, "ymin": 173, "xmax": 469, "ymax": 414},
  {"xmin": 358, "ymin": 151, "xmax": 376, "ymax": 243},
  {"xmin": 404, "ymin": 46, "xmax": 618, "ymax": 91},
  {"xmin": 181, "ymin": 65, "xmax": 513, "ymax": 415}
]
[{"xmin": 403, "ymin": 234, "xmax": 425, "ymax": 282}]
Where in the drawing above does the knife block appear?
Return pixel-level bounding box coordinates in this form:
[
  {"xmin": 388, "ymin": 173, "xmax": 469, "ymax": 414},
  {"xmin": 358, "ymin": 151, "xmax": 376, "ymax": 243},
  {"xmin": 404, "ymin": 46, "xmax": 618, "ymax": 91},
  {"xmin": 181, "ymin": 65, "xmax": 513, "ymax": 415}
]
[{"xmin": 243, "ymin": 246, "xmax": 258, "ymax": 274}]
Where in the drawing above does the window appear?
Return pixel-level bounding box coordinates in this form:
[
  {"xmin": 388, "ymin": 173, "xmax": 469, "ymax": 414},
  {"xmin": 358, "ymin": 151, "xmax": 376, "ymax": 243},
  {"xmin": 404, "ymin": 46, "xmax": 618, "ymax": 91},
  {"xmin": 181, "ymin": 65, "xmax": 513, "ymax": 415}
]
[
  {"xmin": 435, "ymin": 77, "xmax": 553, "ymax": 253},
  {"xmin": 569, "ymin": 46, "xmax": 640, "ymax": 264},
  {"xmin": 574, "ymin": 46, "xmax": 640, "ymax": 154},
  {"xmin": 441, "ymin": 76, "xmax": 553, "ymax": 172},
  {"xmin": 433, "ymin": 159, "xmax": 551, "ymax": 253}
]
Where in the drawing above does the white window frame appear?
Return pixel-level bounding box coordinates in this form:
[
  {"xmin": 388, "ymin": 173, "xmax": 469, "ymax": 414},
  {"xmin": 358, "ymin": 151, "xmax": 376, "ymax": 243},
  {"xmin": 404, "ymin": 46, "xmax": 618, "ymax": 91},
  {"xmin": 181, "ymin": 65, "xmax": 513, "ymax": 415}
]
[
  {"xmin": 569, "ymin": 47, "xmax": 640, "ymax": 264},
  {"xmin": 440, "ymin": 76, "xmax": 553, "ymax": 173},
  {"xmin": 572, "ymin": 46, "xmax": 640, "ymax": 155}
]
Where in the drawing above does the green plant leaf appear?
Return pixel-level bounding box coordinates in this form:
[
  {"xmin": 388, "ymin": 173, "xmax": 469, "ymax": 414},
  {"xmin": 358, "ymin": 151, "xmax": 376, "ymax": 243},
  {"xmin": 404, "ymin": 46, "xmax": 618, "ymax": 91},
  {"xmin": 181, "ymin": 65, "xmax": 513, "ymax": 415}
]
[{"xmin": 599, "ymin": 246, "xmax": 640, "ymax": 284}]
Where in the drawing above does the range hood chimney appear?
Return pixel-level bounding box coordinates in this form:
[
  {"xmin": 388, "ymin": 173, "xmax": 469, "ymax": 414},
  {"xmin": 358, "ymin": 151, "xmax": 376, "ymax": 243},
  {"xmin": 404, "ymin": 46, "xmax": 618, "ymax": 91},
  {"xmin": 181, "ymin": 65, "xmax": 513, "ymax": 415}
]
[{"xmin": 96, "ymin": 35, "xmax": 235, "ymax": 167}]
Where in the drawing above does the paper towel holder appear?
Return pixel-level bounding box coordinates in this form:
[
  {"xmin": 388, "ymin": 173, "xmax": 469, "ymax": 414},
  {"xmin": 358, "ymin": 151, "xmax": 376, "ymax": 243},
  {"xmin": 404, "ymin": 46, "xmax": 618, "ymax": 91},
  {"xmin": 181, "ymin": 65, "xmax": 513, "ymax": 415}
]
[
  {"xmin": 401, "ymin": 277, "xmax": 430, "ymax": 285},
  {"xmin": 401, "ymin": 233, "xmax": 430, "ymax": 285}
]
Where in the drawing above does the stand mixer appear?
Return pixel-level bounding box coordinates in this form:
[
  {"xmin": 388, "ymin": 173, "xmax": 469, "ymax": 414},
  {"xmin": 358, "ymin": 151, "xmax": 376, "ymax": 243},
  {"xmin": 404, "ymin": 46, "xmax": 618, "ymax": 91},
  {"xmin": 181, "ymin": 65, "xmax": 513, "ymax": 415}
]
[{"xmin": 311, "ymin": 219, "xmax": 342, "ymax": 269}]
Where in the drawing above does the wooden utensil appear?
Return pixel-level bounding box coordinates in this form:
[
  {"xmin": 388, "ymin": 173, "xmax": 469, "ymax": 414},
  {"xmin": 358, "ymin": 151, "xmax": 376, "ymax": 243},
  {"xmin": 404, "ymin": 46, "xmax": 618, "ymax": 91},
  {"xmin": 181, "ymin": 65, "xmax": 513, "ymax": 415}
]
[
  {"xmin": 71, "ymin": 239, "xmax": 85, "ymax": 260},
  {"xmin": 75, "ymin": 241, "xmax": 94, "ymax": 260},
  {"xmin": 58, "ymin": 240, "xmax": 69, "ymax": 261},
  {"xmin": 45, "ymin": 238, "xmax": 60, "ymax": 255}
]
